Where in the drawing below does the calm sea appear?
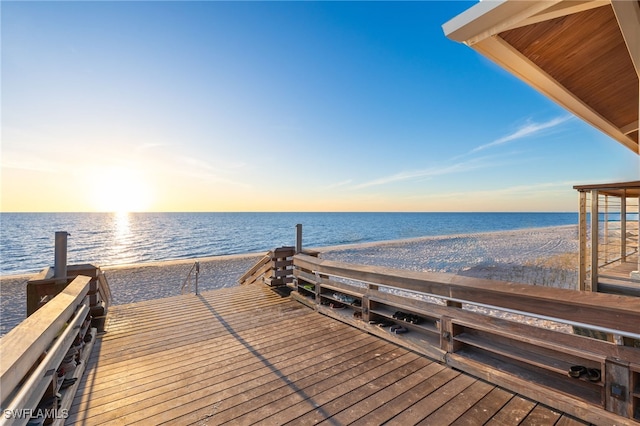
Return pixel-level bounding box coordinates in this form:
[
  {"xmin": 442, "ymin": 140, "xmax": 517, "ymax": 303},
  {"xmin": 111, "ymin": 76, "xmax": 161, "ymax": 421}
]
[{"xmin": 0, "ymin": 212, "xmax": 578, "ymax": 276}]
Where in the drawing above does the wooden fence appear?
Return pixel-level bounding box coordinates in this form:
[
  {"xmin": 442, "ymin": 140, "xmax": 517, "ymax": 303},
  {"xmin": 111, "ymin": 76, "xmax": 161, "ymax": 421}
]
[
  {"xmin": 238, "ymin": 247, "xmax": 295, "ymax": 287},
  {"xmin": 292, "ymin": 253, "xmax": 640, "ymax": 425}
]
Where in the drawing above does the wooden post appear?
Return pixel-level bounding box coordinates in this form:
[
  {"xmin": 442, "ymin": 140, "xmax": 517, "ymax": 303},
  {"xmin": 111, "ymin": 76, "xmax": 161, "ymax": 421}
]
[
  {"xmin": 604, "ymin": 195, "xmax": 609, "ymax": 264},
  {"xmin": 590, "ymin": 190, "xmax": 599, "ymax": 292},
  {"xmin": 637, "ymin": 194, "xmax": 640, "ymax": 276},
  {"xmin": 621, "ymin": 191, "xmax": 627, "ymax": 262},
  {"xmin": 605, "ymin": 357, "xmax": 631, "ymax": 418},
  {"xmin": 578, "ymin": 191, "xmax": 587, "ymax": 291},
  {"xmin": 54, "ymin": 231, "xmax": 69, "ymax": 283},
  {"xmin": 295, "ymin": 224, "xmax": 302, "ymax": 254}
]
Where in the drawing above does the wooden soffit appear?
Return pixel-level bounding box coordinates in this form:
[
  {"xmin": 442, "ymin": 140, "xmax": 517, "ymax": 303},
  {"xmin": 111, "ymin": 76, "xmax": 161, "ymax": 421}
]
[{"xmin": 443, "ymin": 0, "xmax": 640, "ymax": 155}]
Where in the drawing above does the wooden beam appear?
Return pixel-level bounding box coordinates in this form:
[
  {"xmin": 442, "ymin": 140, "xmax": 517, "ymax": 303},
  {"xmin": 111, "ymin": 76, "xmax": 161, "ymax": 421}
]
[
  {"xmin": 442, "ymin": 0, "xmax": 561, "ymax": 46},
  {"xmin": 611, "ymin": 0, "xmax": 640, "ymax": 77},
  {"xmin": 620, "ymin": 120, "xmax": 639, "ymax": 135},
  {"xmin": 473, "ymin": 35, "xmax": 638, "ymax": 154},
  {"xmin": 507, "ymin": 0, "xmax": 610, "ymax": 31}
]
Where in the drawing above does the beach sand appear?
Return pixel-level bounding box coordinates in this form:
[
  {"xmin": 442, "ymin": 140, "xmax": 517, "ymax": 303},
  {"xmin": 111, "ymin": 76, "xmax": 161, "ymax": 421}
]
[{"xmin": 0, "ymin": 225, "xmax": 579, "ymax": 336}]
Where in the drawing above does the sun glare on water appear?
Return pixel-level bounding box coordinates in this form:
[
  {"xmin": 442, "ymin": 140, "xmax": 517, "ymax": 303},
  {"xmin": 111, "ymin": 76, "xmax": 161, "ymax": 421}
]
[{"xmin": 92, "ymin": 167, "xmax": 153, "ymax": 213}]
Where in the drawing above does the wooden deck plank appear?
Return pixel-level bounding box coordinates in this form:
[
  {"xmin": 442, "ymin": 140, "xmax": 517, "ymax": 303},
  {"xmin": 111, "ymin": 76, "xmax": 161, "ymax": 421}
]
[
  {"xmin": 78, "ymin": 315, "xmax": 330, "ymax": 387},
  {"xmin": 311, "ymin": 362, "xmax": 446, "ymax": 426},
  {"xmin": 238, "ymin": 351, "xmax": 421, "ymax": 425},
  {"xmin": 67, "ymin": 283, "xmax": 601, "ymax": 425},
  {"xmin": 485, "ymin": 395, "xmax": 537, "ymax": 426},
  {"xmin": 383, "ymin": 373, "xmax": 478, "ymax": 424},
  {"xmin": 520, "ymin": 404, "xmax": 563, "ymax": 425},
  {"xmin": 71, "ymin": 322, "xmax": 367, "ymax": 423},
  {"xmin": 73, "ymin": 324, "xmax": 363, "ymax": 411},
  {"xmin": 134, "ymin": 339, "xmax": 389, "ymax": 425},
  {"xmin": 450, "ymin": 386, "xmax": 515, "ymax": 426},
  {"xmin": 256, "ymin": 356, "xmax": 433, "ymax": 425},
  {"xmin": 417, "ymin": 378, "xmax": 496, "ymax": 425},
  {"xmin": 175, "ymin": 340, "xmax": 395, "ymax": 425},
  {"xmin": 348, "ymin": 368, "xmax": 462, "ymax": 425},
  {"xmin": 555, "ymin": 414, "xmax": 592, "ymax": 425}
]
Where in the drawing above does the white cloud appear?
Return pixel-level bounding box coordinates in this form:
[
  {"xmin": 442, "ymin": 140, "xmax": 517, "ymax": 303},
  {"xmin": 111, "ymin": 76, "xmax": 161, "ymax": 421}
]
[
  {"xmin": 470, "ymin": 115, "xmax": 572, "ymax": 154},
  {"xmin": 322, "ymin": 179, "xmax": 353, "ymax": 190},
  {"xmin": 351, "ymin": 155, "xmax": 505, "ymax": 190}
]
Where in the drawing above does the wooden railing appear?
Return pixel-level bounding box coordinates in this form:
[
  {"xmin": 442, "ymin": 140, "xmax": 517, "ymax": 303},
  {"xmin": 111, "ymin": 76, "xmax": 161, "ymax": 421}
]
[
  {"xmin": 0, "ymin": 275, "xmax": 97, "ymax": 426},
  {"xmin": 292, "ymin": 253, "xmax": 640, "ymax": 425},
  {"xmin": 238, "ymin": 247, "xmax": 295, "ymax": 287}
]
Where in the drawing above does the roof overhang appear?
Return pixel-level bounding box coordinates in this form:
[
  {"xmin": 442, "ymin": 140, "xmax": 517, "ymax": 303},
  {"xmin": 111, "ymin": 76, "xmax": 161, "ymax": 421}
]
[
  {"xmin": 443, "ymin": 0, "xmax": 640, "ymax": 155},
  {"xmin": 573, "ymin": 180, "xmax": 640, "ymax": 197}
]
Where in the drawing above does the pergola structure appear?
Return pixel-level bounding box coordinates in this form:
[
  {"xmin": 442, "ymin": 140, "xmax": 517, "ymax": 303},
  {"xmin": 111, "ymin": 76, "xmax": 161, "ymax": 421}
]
[
  {"xmin": 573, "ymin": 181, "xmax": 639, "ymax": 293},
  {"xmin": 443, "ymin": 0, "xmax": 640, "ymax": 292}
]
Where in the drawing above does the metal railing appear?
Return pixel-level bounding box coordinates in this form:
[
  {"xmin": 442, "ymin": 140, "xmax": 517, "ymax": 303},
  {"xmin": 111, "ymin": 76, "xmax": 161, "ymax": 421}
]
[{"xmin": 181, "ymin": 261, "xmax": 200, "ymax": 295}]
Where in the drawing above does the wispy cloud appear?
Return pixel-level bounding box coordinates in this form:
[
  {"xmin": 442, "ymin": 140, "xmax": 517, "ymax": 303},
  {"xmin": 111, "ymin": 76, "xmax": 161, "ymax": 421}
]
[
  {"xmin": 1, "ymin": 156, "xmax": 63, "ymax": 173},
  {"xmin": 470, "ymin": 115, "xmax": 572, "ymax": 154},
  {"xmin": 322, "ymin": 179, "xmax": 353, "ymax": 190},
  {"xmin": 351, "ymin": 155, "xmax": 502, "ymax": 190},
  {"xmin": 343, "ymin": 115, "xmax": 572, "ymax": 192},
  {"xmin": 177, "ymin": 156, "xmax": 250, "ymax": 187},
  {"xmin": 409, "ymin": 180, "xmax": 580, "ymax": 201}
]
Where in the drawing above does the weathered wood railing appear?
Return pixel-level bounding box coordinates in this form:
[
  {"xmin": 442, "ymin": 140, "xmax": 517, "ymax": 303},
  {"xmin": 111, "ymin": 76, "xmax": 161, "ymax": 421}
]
[
  {"xmin": 27, "ymin": 264, "xmax": 111, "ymax": 332},
  {"xmin": 0, "ymin": 275, "xmax": 97, "ymax": 426},
  {"xmin": 292, "ymin": 253, "xmax": 640, "ymax": 425},
  {"xmin": 238, "ymin": 247, "xmax": 295, "ymax": 287}
]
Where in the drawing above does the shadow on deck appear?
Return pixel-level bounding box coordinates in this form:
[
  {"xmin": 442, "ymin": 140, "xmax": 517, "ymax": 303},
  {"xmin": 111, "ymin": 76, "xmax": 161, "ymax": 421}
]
[{"xmin": 69, "ymin": 284, "xmax": 589, "ymax": 425}]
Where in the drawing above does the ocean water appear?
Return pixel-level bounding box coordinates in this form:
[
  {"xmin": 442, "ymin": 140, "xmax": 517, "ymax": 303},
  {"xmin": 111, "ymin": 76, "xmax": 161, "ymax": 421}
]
[{"xmin": 0, "ymin": 212, "xmax": 578, "ymax": 276}]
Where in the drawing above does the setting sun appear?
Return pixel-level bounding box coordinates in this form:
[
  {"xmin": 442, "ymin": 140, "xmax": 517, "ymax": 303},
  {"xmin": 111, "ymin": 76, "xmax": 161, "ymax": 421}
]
[{"xmin": 91, "ymin": 167, "xmax": 153, "ymax": 213}]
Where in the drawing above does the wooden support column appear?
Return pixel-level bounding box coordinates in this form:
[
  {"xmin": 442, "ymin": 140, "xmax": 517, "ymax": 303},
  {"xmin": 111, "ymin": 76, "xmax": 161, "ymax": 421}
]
[
  {"xmin": 440, "ymin": 316, "xmax": 463, "ymax": 353},
  {"xmin": 604, "ymin": 195, "xmax": 609, "ymax": 264},
  {"xmin": 621, "ymin": 191, "xmax": 627, "ymax": 262},
  {"xmin": 590, "ymin": 190, "xmax": 599, "ymax": 292},
  {"xmin": 636, "ymin": 194, "xmax": 640, "ymax": 277},
  {"xmin": 578, "ymin": 191, "xmax": 587, "ymax": 291}
]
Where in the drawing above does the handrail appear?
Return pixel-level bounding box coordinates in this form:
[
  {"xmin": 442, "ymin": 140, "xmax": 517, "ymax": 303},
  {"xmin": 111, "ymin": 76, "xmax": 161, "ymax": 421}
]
[
  {"xmin": 238, "ymin": 252, "xmax": 272, "ymax": 285},
  {"xmin": 181, "ymin": 262, "xmax": 200, "ymax": 295},
  {"xmin": 294, "ymin": 254, "xmax": 640, "ymax": 338},
  {"xmin": 2, "ymin": 305, "xmax": 89, "ymax": 425},
  {"xmin": 97, "ymin": 270, "xmax": 112, "ymax": 304},
  {"xmin": 0, "ymin": 275, "xmax": 91, "ymax": 410}
]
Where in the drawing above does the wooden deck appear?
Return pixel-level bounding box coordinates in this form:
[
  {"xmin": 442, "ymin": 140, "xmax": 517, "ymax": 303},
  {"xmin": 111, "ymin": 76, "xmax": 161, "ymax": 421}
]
[
  {"xmin": 69, "ymin": 283, "xmax": 591, "ymax": 425},
  {"xmin": 599, "ymin": 255, "xmax": 640, "ymax": 296}
]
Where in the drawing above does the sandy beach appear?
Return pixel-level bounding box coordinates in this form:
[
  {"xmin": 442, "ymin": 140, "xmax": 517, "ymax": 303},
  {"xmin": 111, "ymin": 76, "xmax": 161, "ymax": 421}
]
[{"xmin": 0, "ymin": 225, "xmax": 579, "ymax": 336}]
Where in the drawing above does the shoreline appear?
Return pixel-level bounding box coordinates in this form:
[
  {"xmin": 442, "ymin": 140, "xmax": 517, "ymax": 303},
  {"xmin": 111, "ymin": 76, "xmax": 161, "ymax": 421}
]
[
  {"xmin": 311, "ymin": 224, "xmax": 576, "ymax": 253},
  {"xmin": 0, "ymin": 224, "xmax": 577, "ymax": 280}
]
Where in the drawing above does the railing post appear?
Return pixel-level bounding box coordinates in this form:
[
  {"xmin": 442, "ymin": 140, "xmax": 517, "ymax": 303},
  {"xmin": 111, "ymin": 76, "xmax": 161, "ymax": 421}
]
[
  {"xmin": 296, "ymin": 224, "xmax": 303, "ymax": 254},
  {"xmin": 54, "ymin": 231, "xmax": 70, "ymax": 283},
  {"xmin": 195, "ymin": 261, "xmax": 200, "ymax": 295},
  {"xmin": 578, "ymin": 190, "xmax": 588, "ymax": 290},
  {"xmin": 621, "ymin": 190, "xmax": 627, "ymax": 262},
  {"xmin": 590, "ymin": 190, "xmax": 599, "ymax": 292}
]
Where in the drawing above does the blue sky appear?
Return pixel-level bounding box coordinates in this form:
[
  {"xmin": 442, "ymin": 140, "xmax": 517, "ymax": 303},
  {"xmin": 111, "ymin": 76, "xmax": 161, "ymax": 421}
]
[{"xmin": 2, "ymin": 1, "xmax": 637, "ymax": 212}]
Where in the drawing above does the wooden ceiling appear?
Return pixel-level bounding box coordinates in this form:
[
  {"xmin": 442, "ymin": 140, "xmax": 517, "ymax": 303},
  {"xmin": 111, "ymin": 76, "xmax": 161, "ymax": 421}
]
[{"xmin": 443, "ymin": 0, "xmax": 639, "ymax": 155}]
